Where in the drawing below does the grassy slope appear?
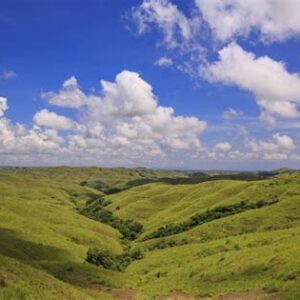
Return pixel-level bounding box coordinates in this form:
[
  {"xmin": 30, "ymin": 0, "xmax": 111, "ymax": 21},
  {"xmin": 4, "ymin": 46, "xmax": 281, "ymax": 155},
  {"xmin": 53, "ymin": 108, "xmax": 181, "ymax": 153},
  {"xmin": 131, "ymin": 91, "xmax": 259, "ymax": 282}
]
[
  {"xmin": 0, "ymin": 168, "xmax": 128, "ymax": 299},
  {"xmin": 127, "ymin": 227, "xmax": 300, "ymax": 299},
  {"xmin": 0, "ymin": 167, "xmax": 184, "ymax": 299},
  {"xmin": 106, "ymin": 180, "xmax": 255, "ymax": 233},
  {"xmin": 106, "ymin": 173, "xmax": 300, "ymax": 299},
  {"xmin": 0, "ymin": 168, "xmax": 300, "ymax": 299}
]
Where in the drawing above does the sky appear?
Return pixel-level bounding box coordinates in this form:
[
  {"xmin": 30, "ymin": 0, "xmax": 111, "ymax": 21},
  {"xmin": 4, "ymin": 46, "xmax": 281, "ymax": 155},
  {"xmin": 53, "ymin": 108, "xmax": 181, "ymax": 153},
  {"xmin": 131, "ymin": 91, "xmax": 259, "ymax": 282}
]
[{"xmin": 1, "ymin": 0, "xmax": 300, "ymax": 170}]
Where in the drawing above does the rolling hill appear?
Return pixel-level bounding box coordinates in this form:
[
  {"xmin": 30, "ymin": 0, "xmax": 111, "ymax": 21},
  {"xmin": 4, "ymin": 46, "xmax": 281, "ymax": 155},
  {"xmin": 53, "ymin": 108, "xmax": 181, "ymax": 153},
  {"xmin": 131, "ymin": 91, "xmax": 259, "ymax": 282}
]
[{"xmin": 0, "ymin": 167, "xmax": 299, "ymax": 299}]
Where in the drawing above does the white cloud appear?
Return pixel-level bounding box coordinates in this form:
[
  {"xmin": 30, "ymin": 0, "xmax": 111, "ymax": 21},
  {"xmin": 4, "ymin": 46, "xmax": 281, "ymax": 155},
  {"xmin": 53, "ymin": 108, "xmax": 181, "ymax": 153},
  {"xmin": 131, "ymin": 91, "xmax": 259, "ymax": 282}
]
[
  {"xmin": 207, "ymin": 141, "xmax": 234, "ymax": 160},
  {"xmin": 1, "ymin": 70, "xmax": 298, "ymax": 167},
  {"xmin": 33, "ymin": 109, "xmax": 75, "ymax": 130},
  {"xmin": 0, "ymin": 97, "xmax": 8, "ymax": 117},
  {"xmin": 131, "ymin": 1, "xmax": 300, "ymax": 81},
  {"xmin": 0, "ymin": 70, "xmax": 17, "ymax": 80},
  {"xmin": 222, "ymin": 108, "xmax": 243, "ymax": 120},
  {"xmin": 70, "ymin": 70, "xmax": 207, "ymax": 155},
  {"xmin": 246, "ymin": 133, "xmax": 296, "ymax": 160},
  {"xmin": 196, "ymin": 0, "xmax": 300, "ymax": 42},
  {"xmin": 42, "ymin": 76, "xmax": 87, "ymax": 108},
  {"xmin": 272, "ymin": 133, "xmax": 295, "ymax": 151},
  {"xmin": 0, "ymin": 120, "xmax": 62, "ymax": 157},
  {"xmin": 133, "ymin": 0, "xmax": 300, "ymax": 47},
  {"xmin": 207, "ymin": 133, "xmax": 298, "ymax": 162},
  {"xmin": 214, "ymin": 142, "xmax": 232, "ymax": 152},
  {"xmin": 155, "ymin": 56, "xmax": 173, "ymax": 67},
  {"xmin": 204, "ymin": 42, "xmax": 300, "ymax": 124},
  {"xmin": 132, "ymin": 0, "xmax": 192, "ymax": 48},
  {"xmin": 131, "ymin": 0, "xmax": 204, "ymax": 60},
  {"xmin": 0, "ymin": 100, "xmax": 63, "ymax": 158},
  {"xmin": 131, "ymin": 0, "xmax": 300, "ymax": 61},
  {"xmin": 98, "ymin": 70, "xmax": 158, "ymax": 117},
  {"xmin": 0, "ymin": 70, "xmax": 208, "ymax": 166}
]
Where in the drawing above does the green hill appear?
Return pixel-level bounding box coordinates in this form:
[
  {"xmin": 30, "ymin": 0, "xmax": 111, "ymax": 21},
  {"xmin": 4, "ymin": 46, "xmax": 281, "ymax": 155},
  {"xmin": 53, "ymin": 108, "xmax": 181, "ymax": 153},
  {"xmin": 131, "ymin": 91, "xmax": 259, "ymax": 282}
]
[{"xmin": 0, "ymin": 167, "xmax": 299, "ymax": 299}]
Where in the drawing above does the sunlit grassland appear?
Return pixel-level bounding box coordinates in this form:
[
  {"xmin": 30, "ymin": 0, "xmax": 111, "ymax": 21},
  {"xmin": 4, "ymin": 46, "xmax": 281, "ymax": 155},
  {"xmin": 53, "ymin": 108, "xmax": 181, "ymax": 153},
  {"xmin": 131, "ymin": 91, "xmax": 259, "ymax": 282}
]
[{"xmin": 0, "ymin": 167, "xmax": 299, "ymax": 299}]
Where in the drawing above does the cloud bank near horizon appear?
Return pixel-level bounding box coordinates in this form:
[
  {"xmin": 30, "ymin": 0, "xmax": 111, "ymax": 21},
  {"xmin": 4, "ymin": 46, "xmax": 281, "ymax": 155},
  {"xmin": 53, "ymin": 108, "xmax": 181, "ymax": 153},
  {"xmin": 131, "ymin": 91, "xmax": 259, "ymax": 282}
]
[{"xmin": 0, "ymin": 70, "xmax": 298, "ymax": 168}]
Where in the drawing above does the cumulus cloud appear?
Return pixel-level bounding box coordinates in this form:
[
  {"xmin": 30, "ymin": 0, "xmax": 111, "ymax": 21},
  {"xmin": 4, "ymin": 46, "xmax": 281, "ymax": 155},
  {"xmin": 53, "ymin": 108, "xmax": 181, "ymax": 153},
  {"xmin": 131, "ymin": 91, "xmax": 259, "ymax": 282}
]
[
  {"xmin": 1, "ymin": 70, "xmax": 298, "ymax": 167},
  {"xmin": 131, "ymin": 0, "xmax": 204, "ymax": 65},
  {"xmin": 207, "ymin": 142, "xmax": 232, "ymax": 159},
  {"xmin": 214, "ymin": 142, "xmax": 232, "ymax": 152},
  {"xmin": 33, "ymin": 109, "xmax": 75, "ymax": 130},
  {"xmin": 42, "ymin": 76, "xmax": 88, "ymax": 108},
  {"xmin": 0, "ymin": 70, "xmax": 208, "ymax": 166},
  {"xmin": 132, "ymin": 0, "xmax": 300, "ymax": 46},
  {"xmin": 65, "ymin": 70, "xmax": 207, "ymax": 156},
  {"xmin": 222, "ymin": 108, "xmax": 243, "ymax": 120},
  {"xmin": 131, "ymin": 1, "xmax": 300, "ymax": 79},
  {"xmin": 195, "ymin": 0, "xmax": 300, "ymax": 42},
  {"xmin": 203, "ymin": 42, "xmax": 300, "ymax": 124},
  {"xmin": 155, "ymin": 56, "xmax": 173, "ymax": 67},
  {"xmin": 132, "ymin": 0, "xmax": 192, "ymax": 48},
  {"xmin": 131, "ymin": 0, "xmax": 300, "ymax": 60},
  {"xmin": 0, "ymin": 100, "xmax": 63, "ymax": 158},
  {"xmin": 97, "ymin": 70, "xmax": 158, "ymax": 118},
  {"xmin": 246, "ymin": 133, "xmax": 296, "ymax": 160},
  {"xmin": 0, "ymin": 119, "xmax": 62, "ymax": 157},
  {"xmin": 207, "ymin": 133, "xmax": 298, "ymax": 162}
]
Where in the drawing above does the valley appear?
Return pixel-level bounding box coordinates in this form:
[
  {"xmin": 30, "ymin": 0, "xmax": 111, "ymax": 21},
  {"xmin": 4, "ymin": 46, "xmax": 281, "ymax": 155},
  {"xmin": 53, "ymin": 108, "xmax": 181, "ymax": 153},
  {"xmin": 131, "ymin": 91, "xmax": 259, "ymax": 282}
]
[{"xmin": 0, "ymin": 167, "xmax": 299, "ymax": 299}]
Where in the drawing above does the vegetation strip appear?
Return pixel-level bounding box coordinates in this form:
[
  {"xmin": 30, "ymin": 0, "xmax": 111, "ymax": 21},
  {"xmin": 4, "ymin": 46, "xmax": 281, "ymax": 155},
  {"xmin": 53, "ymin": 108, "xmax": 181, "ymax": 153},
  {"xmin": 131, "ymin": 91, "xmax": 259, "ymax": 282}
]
[
  {"xmin": 143, "ymin": 200, "xmax": 279, "ymax": 240},
  {"xmin": 81, "ymin": 197, "xmax": 144, "ymax": 240}
]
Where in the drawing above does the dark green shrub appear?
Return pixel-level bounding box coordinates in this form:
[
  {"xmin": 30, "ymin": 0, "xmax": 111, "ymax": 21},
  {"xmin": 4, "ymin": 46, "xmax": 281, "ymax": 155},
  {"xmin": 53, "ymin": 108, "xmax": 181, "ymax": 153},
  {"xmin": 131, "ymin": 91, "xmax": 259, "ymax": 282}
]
[
  {"xmin": 129, "ymin": 249, "xmax": 144, "ymax": 260},
  {"xmin": 86, "ymin": 248, "xmax": 144, "ymax": 271},
  {"xmin": 86, "ymin": 249, "xmax": 118, "ymax": 270}
]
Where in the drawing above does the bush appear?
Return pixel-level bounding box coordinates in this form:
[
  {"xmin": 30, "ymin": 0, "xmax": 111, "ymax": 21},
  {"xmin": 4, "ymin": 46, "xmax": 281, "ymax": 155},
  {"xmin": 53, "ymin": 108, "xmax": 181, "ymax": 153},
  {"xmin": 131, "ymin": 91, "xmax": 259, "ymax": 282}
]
[
  {"xmin": 86, "ymin": 248, "xmax": 144, "ymax": 271},
  {"xmin": 130, "ymin": 249, "xmax": 144, "ymax": 260},
  {"xmin": 86, "ymin": 249, "xmax": 118, "ymax": 270}
]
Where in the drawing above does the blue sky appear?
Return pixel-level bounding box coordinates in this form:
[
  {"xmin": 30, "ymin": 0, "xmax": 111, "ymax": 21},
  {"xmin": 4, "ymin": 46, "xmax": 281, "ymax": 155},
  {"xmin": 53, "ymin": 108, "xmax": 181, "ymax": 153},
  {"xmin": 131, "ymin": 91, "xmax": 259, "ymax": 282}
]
[{"xmin": 1, "ymin": 0, "xmax": 300, "ymax": 170}]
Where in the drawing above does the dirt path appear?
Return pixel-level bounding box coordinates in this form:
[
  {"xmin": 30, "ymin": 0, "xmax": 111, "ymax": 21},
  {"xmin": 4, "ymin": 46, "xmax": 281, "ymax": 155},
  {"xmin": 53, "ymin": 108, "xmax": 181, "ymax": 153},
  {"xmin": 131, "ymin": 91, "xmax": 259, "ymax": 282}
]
[
  {"xmin": 158, "ymin": 290, "xmax": 196, "ymax": 299},
  {"xmin": 216, "ymin": 289, "xmax": 279, "ymax": 300},
  {"xmin": 89, "ymin": 284, "xmax": 139, "ymax": 300}
]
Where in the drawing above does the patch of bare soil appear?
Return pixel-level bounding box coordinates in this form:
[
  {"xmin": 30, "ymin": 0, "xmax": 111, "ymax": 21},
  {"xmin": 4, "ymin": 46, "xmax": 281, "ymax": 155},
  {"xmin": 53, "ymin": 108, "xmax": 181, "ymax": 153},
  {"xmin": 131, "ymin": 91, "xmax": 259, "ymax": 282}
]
[
  {"xmin": 216, "ymin": 289, "xmax": 279, "ymax": 300},
  {"xmin": 158, "ymin": 290, "xmax": 196, "ymax": 300},
  {"xmin": 88, "ymin": 284, "xmax": 139, "ymax": 300}
]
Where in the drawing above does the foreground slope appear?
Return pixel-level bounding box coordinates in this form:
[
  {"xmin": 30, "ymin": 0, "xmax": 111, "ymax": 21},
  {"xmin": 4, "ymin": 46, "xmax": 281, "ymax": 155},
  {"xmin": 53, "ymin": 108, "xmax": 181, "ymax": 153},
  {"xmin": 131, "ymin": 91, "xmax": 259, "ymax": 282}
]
[{"xmin": 0, "ymin": 168, "xmax": 127, "ymax": 299}]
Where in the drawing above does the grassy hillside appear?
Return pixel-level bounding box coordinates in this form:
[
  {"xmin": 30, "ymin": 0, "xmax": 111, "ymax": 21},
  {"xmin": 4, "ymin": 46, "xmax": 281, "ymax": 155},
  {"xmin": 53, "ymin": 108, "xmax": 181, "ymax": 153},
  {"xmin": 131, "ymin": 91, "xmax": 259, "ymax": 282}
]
[
  {"xmin": 105, "ymin": 172, "xmax": 300, "ymax": 299},
  {"xmin": 0, "ymin": 167, "xmax": 299, "ymax": 299},
  {"xmin": 0, "ymin": 167, "xmax": 186, "ymax": 299},
  {"xmin": 0, "ymin": 168, "xmax": 127, "ymax": 299}
]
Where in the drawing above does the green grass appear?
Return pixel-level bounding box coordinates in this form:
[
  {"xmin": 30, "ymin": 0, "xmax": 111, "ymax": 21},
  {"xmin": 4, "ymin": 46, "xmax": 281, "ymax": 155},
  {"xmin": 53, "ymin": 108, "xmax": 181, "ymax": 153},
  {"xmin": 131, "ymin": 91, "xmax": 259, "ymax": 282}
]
[
  {"xmin": 106, "ymin": 172, "xmax": 300, "ymax": 299},
  {"xmin": 0, "ymin": 168, "xmax": 126, "ymax": 298},
  {"xmin": 126, "ymin": 227, "xmax": 300, "ymax": 299},
  {"xmin": 0, "ymin": 167, "xmax": 299, "ymax": 299}
]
